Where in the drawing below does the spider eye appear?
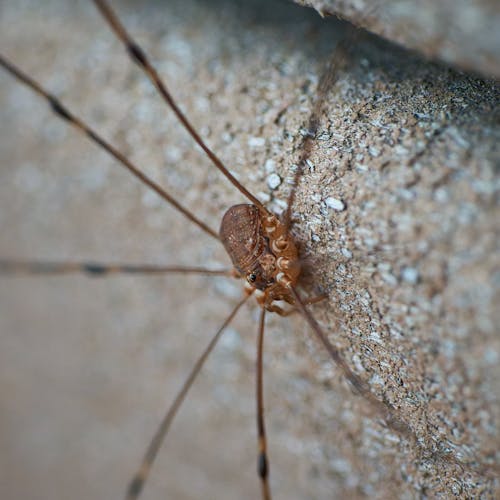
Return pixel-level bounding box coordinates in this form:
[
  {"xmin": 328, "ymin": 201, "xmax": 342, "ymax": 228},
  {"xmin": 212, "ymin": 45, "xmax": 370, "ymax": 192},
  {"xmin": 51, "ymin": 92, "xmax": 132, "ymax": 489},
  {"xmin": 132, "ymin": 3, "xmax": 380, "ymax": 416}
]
[{"xmin": 248, "ymin": 273, "xmax": 257, "ymax": 283}]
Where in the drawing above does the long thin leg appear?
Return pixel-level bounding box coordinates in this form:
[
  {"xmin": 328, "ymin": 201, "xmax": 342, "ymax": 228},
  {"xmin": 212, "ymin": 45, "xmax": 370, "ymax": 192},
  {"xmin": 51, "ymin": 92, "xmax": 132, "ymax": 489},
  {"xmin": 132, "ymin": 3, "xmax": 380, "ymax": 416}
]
[
  {"xmin": 282, "ymin": 43, "xmax": 350, "ymax": 231},
  {"xmin": 289, "ymin": 285, "xmax": 500, "ymax": 477},
  {"xmin": 289, "ymin": 285, "xmax": 414, "ymax": 439},
  {"xmin": 266, "ymin": 293, "xmax": 327, "ymax": 316},
  {"xmin": 126, "ymin": 293, "xmax": 251, "ymax": 500},
  {"xmin": 0, "ymin": 259, "xmax": 233, "ymax": 277},
  {"xmin": 93, "ymin": 0, "xmax": 268, "ymax": 213},
  {"xmin": 256, "ymin": 307, "xmax": 271, "ymax": 500},
  {"xmin": 283, "ymin": 28, "xmax": 358, "ymax": 233},
  {"xmin": 0, "ymin": 55, "xmax": 218, "ymax": 241}
]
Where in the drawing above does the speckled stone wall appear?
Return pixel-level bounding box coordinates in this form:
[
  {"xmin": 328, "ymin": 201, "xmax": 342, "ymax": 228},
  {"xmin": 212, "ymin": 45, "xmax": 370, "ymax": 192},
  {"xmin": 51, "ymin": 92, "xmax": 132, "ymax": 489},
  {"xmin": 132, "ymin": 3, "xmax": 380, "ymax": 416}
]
[
  {"xmin": 0, "ymin": 1, "xmax": 498, "ymax": 499},
  {"xmin": 296, "ymin": 0, "xmax": 500, "ymax": 78}
]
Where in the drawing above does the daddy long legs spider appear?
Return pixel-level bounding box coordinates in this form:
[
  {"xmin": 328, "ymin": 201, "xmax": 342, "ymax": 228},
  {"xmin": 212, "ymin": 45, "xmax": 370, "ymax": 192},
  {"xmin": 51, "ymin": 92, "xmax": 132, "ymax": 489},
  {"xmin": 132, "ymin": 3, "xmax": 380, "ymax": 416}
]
[{"xmin": 0, "ymin": 0, "xmax": 498, "ymax": 499}]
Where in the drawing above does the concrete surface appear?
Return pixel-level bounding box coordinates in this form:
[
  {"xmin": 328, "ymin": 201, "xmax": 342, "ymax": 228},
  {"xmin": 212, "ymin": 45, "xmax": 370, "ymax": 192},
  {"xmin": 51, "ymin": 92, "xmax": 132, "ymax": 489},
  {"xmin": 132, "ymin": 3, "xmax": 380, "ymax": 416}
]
[
  {"xmin": 296, "ymin": 0, "xmax": 500, "ymax": 79},
  {"xmin": 0, "ymin": 0, "xmax": 499, "ymax": 499}
]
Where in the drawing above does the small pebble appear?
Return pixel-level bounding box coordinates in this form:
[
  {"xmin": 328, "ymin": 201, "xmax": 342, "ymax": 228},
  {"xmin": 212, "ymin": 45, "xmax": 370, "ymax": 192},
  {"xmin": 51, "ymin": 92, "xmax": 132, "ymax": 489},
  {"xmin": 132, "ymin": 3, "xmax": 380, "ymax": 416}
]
[
  {"xmin": 247, "ymin": 136, "xmax": 265, "ymax": 147},
  {"xmin": 401, "ymin": 266, "xmax": 419, "ymax": 285},
  {"xmin": 264, "ymin": 158, "xmax": 276, "ymax": 173},
  {"xmin": 219, "ymin": 327, "xmax": 242, "ymax": 350},
  {"xmin": 257, "ymin": 191, "xmax": 271, "ymax": 203},
  {"xmin": 305, "ymin": 158, "xmax": 315, "ymax": 171},
  {"xmin": 434, "ymin": 187, "xmax": 449, "ymax": 203},
  {"xmin": 267, "ymin": 173, "xmax": 282, "ymax": 190},
  {"xmin": 341, "ymin": 248, "xmax": 353, "ymax": 259},
  {"xmin": 325, "ymin": 196, "xmax": 346, "ymax": 211}
]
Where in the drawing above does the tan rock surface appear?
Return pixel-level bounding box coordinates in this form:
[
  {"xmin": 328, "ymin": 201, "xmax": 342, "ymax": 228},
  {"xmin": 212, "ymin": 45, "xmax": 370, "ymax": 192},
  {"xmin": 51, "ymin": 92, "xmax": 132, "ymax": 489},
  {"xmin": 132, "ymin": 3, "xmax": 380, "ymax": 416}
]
[
  {"xmin": 296, "ymin": 0, "xmax": 500, "ymax": 78},
  {"xmin": 0, "ymin": 1, "xmax": 498, "ymax": 499}
]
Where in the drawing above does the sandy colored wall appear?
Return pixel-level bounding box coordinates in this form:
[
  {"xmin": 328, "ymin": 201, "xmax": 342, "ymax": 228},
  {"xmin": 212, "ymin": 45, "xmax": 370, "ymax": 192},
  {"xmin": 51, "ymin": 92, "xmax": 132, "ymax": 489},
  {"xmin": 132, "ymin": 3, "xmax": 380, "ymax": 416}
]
[
  {"xmin": 0, "ymin": 1, "xmax": 498, "ymax": 499},
  {"xmin": 296, "ymin": 0, "xmax": 500, "ymax": 79}
]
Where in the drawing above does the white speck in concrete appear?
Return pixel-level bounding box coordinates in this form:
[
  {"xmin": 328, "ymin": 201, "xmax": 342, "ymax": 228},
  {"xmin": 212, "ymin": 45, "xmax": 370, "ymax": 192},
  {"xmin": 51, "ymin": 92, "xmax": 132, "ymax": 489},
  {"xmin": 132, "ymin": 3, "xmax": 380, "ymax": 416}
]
[
  {"xmin": 264, "ymin": 159, "xmax": 276, "ymax": 173},
  {"xmin": 363, "ymin": 237, "xmax": 378, "ymax": 249},
  {"xmin": 355, "ymin": 163, "xmax": 368, "ymax": 173},
  {"xmin": 267, "ymin": 173, "xmax": 282, "ymax": 190},
  {"xmin": 195, "ymin": 96, "xmax": 210, "ymax": 112},
  {"xmin": 434, "ymin": 187, "xmax": 449, "ymax": 203},
  {"xmin": 299, "ymin": 127, "xmax": 314, "ymax": 138},
  {"xmin": 341, "ymin": 247, "xmax": 353, "ymax": 259},
  {"xmin": 219, "ymin": 327, "xmax": 242, "ymax": 351},
  {"xmin": 247, "ymin": 136, "xmax": 265, "ymax": 148},
  {"xmin": 394, "ymin": 145, "xmax": 409, "ymax": 156},
  {"xmin": 133, "ymin": 101, "xmax": 154, "ymax": 122},
  {"xmin": 221, "ymin": 131, "xmax": 233, "ymax": 144},
  {"xmin": 79, "ymin": 165, "xmax": 109, "ymax": 191},
  {"xmin": 401, "ymin": 266, "xmax": 419, "ymax": 284},
  {"xmin": 274, "ymin": 198, "xmax": 287, "ymax": 210},
  {"xmin": 142, "ymin": 189, "xmax": 162, "ymax": 208},
  {"xmin": 370, "ymin": 373, "xmax": 384, "ymax": 387},
  {"xmin": 330, "ymin": 458, "xmax": 352, "ymax": 475},
  {"xmin": 325, "ymin": 196, "xmax": 346, "ymax": 211},
  {"xmin": 199, "ymin": 125, "xmax": 211, "ymax": 138},
  {"xmin": 164, "ymin": 145, "xmax": 183, "ymax": 163},
  {"xmin": 377, "ymin": 262, "xmax": 391, "ymax": 273},
  {"xmin": 305, "ymin": 158, "xmax": 315, "ymax": 171},
  {"xmin": 378, "ymin": 263, "xmax": 397, "ymax": 285},
  {"xmin": 352, "ymin": 354, "xmax": 364, "ymax": 372},
  {"xmin": 399, "ymin": 188, "xmax": 416, "ymax": 201},
  {"xmin": 257, "ymin": 191, "xmax": 271, "ymax": 203},
  {"xmin": 484, "ymin": 348, "xmax": 499, "ymax": 365},
  {"xmin": 447, "ymin": 126, "xmax": 470, "ymax": 149}
]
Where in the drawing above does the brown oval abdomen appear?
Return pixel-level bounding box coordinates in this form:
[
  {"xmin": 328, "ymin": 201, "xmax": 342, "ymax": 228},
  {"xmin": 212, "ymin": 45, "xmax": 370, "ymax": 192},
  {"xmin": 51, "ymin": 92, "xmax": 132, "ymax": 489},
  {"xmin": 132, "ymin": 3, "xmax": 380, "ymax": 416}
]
[{"xmin": 219, "ymin": 204, "xmax": 265, "ymax": 274}]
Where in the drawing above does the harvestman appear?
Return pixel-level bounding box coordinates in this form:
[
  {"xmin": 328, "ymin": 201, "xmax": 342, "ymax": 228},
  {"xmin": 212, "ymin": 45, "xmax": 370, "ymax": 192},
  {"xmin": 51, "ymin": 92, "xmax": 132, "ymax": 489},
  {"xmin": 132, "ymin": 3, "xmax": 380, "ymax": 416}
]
[{"xmin": 0, "ymin": 0, "xmax": 494, "ymax": 498}]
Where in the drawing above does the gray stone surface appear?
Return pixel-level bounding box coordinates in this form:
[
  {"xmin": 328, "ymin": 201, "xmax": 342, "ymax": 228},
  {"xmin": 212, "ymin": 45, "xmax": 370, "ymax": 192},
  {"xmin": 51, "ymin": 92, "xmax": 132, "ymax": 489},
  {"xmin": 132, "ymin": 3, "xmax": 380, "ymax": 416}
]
[
  {"xmin": 296, "ymin": 0, "xmax": 500, "ymax": 78},
  {"xmin": 0, "ymin": 0, "xmax": 499, "ymax": 499}
]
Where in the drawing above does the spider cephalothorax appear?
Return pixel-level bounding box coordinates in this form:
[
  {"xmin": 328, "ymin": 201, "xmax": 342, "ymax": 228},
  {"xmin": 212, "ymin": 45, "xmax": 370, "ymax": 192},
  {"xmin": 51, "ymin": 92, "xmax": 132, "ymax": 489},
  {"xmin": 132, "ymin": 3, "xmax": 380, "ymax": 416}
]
[{"xmin": 220, "ymin": 204, "xmax": 300, "ymax": 306}]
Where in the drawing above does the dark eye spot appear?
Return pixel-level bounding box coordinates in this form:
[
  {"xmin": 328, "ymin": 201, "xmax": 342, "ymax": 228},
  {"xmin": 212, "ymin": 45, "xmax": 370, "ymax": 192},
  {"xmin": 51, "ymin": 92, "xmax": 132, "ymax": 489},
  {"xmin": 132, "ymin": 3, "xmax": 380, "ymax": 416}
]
[{"xmin": 248, "ymin": 273, "xmax": 257, "ymax": 283}]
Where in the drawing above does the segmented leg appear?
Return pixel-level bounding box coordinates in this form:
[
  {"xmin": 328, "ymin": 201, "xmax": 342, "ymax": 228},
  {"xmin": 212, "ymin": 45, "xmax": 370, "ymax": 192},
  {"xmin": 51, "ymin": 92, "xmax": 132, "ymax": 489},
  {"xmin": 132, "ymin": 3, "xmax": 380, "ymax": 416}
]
[
  {"xmin": 126, "ymin": 293, "xmax": 251, "ymax": 500},
  {"xmin": 92, "ymin": 0, "xmax": 267, "ymax": 213},
  {"xmin": 256, "ymin": 307, "xmax": 271, "ymax": 500},
  {"xmin": 0, "ymin": 55, "xmax": 218, "ymax": 240},
  {"xmin": 266, "ymin": 294, "xmax": 327, "ymax": 316},
  {"xmin": 0, "ymin": 259, "xmax": 233, "ymax": 277}
]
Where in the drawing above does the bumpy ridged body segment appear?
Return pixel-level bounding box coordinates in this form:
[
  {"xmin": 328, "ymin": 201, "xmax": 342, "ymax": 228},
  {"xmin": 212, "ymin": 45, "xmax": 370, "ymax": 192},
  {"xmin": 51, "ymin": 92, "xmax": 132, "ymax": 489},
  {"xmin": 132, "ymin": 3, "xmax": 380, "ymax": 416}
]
[
  {"xmin": 219, "ymin": 205, "xmax": 264, "ymax": 274},
  {"xmin": 219, "ymin": 203, "xmax": 300, "ymax": 303}
]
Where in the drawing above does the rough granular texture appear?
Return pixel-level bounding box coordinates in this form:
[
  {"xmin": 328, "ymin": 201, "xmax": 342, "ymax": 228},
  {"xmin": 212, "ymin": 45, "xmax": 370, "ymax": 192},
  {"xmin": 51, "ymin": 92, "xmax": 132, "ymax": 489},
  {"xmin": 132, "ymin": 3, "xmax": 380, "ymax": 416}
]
[{"xmin": 0, "ymin": 1, "xmax": 498, "ymax": 499}]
